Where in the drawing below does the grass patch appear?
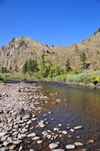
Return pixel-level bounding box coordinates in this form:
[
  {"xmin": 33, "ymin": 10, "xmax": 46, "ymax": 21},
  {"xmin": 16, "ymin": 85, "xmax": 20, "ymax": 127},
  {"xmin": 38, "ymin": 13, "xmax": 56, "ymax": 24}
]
[{"xmin": 0, "ymin": 75, "xmax": 4, "ymax": 83}]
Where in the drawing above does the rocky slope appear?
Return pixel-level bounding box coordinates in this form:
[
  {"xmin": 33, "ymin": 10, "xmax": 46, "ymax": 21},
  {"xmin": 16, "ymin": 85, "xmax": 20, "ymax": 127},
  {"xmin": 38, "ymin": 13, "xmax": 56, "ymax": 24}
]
[{"xmin": 0, "ymin": 32, "xmax": 100, "ymax": 73}]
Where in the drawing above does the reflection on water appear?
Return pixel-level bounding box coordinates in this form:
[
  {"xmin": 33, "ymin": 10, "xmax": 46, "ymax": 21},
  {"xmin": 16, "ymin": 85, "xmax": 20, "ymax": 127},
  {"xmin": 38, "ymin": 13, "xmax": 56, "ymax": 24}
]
[{"xmin": 36, "ymin": 82, "xmax": 100, "ymax": 146}]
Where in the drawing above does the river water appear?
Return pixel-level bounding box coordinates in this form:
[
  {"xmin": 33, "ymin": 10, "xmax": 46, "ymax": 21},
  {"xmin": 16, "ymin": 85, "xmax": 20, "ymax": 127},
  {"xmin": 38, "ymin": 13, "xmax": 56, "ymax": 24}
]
[{"xmin": 23, "ymin": 81, "xmax": 100, "ymax": 151}]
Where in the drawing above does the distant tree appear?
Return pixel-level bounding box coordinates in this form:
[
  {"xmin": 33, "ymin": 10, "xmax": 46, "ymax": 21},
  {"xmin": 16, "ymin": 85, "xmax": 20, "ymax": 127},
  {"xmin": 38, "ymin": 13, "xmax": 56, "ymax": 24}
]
[
  {"xmin": 2, "ymin": 46, "xmax": 5, "ymax": 49},
  {"xmin": 46, "ymin": 44, "xmax": 48, "ymax": 47},
  {"xmin": 98, "ymin": 28, "xmax": 100, "ymax": 32},
  {"xmin": 1, "ymin": 67, "xmax": 4, "ymax": 73},
  {"xmin": 9, "ymin": 65, "xmax": 12, "ymax": 70},
  {"xmin": 23, "ymin": 60, "xmax": 28, "ymax": 74},
  {"xmin": 12, "ymin": 37, "xmax": 15, "ymax": 42},
  {"xmin": 15, "ymin": 65, "xmax": 18, "ymax": 72},
  {"xmin": 52, "ymin": 45, "xmax": 54, "ymax": 47},
  {"xmin": 94, "ymin": 31, "xmax": 97, "ymax": 35},
  {"xmin": 1, "ymin": 67, "xmax": 7, "ymax": 73},
  {"xmin": 80, "ymin": 52, "xmax": 86, "ymax": 68},
  {"xmin": 65, "ymin": 59, "xmax": 71, "ymax": 71},
  {"xmin": 75, "ymin": 44, "xmax": 77, "ymax": 50},
  {"xmin": 28, "ymin": 59, "xmax": 32, "ymax": 71}
]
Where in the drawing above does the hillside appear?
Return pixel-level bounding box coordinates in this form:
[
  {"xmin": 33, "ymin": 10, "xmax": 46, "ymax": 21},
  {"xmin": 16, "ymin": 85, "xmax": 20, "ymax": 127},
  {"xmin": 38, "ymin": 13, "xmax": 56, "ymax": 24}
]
[{"xmin": 0, "ymin": 32, "xmax": 100, "ymax": 74}]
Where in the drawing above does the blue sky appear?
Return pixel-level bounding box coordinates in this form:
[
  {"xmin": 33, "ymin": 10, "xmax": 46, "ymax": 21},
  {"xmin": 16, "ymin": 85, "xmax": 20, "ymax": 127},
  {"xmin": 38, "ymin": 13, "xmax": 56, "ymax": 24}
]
[{"xmin": 0, "ymin": 0, "xmax": 100, "ymax": 48}]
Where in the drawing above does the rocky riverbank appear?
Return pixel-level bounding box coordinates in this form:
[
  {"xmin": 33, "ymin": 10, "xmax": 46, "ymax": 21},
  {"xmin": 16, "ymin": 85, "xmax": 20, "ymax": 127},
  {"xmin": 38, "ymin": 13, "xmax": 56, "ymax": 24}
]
[{"xmin": 0, "ymin": 82, "xmax": 96, "ymax": 151}]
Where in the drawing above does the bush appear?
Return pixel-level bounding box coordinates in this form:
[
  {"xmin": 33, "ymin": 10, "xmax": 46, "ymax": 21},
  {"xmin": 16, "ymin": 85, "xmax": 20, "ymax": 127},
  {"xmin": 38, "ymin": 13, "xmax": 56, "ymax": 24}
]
[
  {"xmin": 98, "ymin": 28, "xmax": 100, "ymax": 32},
  {"xmin": 0, "ymin": 75, "xmax": 4, "ymax": 82},
  {"xmin": 34, "ymin": 71, "xmax": 47, "ymax": 79}
]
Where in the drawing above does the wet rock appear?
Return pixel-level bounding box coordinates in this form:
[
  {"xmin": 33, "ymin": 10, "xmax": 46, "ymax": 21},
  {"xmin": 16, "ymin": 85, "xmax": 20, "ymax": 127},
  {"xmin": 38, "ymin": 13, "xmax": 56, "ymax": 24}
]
[
  {"xmin": 70, "ymin": 129, "xmax": 74, "ymax": 132},
  {"xmin": 62, "ymin": 130, "xmax": 67, "ymax": 135},
  {"xmin": 88, "ymin": 83, "xmax": 96, "ymax": 89},
  {"xmin": 96, "ymin": 83, "xmax": 100, "ymax": 89},
  {"xmin": 27, "ymin": 120, "xmax": 32, "ymax": 125},
  {"xmin": 74, "ymin": 142, "xmax": 83, "ymax": 146},
  {"xmin": 74, "ymin": 126, "xmax": 82, "ymax": 130},
  {"xmin": 27, "ymin": 132, "xmax": 36, "ymax": 137},
  {"xmin": 54, "ymin": 128, "xmax": 59, "ymax": 131},
  {"xmin": 32, "ymin": 136, "xmax": 40, "ymax": 140},
  {"xmin": 51, "ymin": 149, "xmax": 64, "ymax": 151},
  {"xmin": 66, "ymin": 144, "xmax": 75, "ymax": 149},
  {"xmin": 38, "ymin": 121, "xmax": 45, "ymax": 128},
  {"xmin": 37, "ymin": 140, "xmax": 42, "ymax": 144},
  {"xmin": 49, "ymin": 143, "xmax": 58, "ymax": 150},
  {"xmin": 56, "ymin": 99, "xmax": 61, "ymax": 103}
]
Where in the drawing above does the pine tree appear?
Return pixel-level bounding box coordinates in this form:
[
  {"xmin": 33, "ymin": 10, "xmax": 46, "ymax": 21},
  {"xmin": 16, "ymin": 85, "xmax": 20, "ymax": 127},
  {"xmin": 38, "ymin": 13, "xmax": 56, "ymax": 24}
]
[
  {"xmin": 65, "ymin": 59, "xmax": 71, "ymax": 71},
  {"xmin": 80, "ymin": 52, "xmax": 86, "ymax": 68},
  {"xmin": 23, "ymin": 60, "xmax": 28, "ymax": 74}
]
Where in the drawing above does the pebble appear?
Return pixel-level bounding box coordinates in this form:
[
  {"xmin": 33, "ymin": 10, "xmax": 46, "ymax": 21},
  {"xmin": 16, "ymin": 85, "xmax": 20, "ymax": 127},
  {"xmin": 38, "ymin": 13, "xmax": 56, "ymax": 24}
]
[
  {"xmin": 62, "ymin": 130, "xmax": 67, "ymax": 135},
  {"xmin": 66, "ymin": 144, "xmax": 75, "ymax": 149},
  {"xmin": 70, "ymin": 129, "xmax": 74, "ymax": 132},
  {"xmin": 49, "ymin": 143, "xmax": 58, "ymax": 150},
  {"xmin": 19, "ymin": 146, "xmax": 23, "ymax": 151},
  {"xmin": 32, "ymin": 136, "xmax": 40, "ymax": 140},
  {"xmin": 27, "ymin": 132, "xmax": 36, "ymax": 137},
  {"xmin": 74, "ymin": 142, "xmax": 83, "ymax": 146},
  {"xmin": 9, "ymin": 145, "xmax": 16, "ymax": 150},
  {"xmin": 0, "ymin": 132, "xmax": 7, "ymax": 137},
  {"xmin": 74, "ymin": 126, "xmax": 82, "ymax": 130},
  {"xmin": 18, "ymin": 133, "xmax": 26, "ymax": 139},
  {"xmin": 51, "ymin": 149, "xmax": 65, "ymax": 151},
  {"xmin": 37, "ymin": 140, "xmax": 43, "ymax": 144},
  {"xmin": 54, "ymin": 128, "xmax": 59, "ymax": 131},
  {"xmin": 13, "ymin": 140, "xmax": 22, "ymax": 145}
]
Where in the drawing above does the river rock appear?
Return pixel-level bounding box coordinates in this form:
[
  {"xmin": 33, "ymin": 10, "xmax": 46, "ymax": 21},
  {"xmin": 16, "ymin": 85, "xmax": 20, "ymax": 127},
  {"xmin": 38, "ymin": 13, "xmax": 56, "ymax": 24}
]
[
  {"xmin": 19, "ymin": 146, "xmax": 23, "ymax": 151},
  {"xmin": 32, "ymin": 136, "xmax": 40, "ymax": 140},
  {"xmin": 66, "ymin": 144, "xmax": 75, "ymax": 149},
  {"xmin": 17, "ymin": 108, "xmax": 31, "ymax": 119},
  {"xmin": 54, "ymin": 128, "xmax": 59, "ymax": 131},
  {"xmin": 0, "ymin": 108, "xmax": 3, "ymax": 114},
  {"xmin": 51, "ymin": 149, "xmax": 65, "ymax": 151},
  {"xmin": 56, "ymin": 99, "xmax": 61, "ymax": 103},
  {"xmin": 74, "ymin": 126, "xmax": 82, "ymax": 130},
  {"xmin": 0, "ymin": 147, "xmax": 9, "ymax": 151},
  {"xmin": 3, "ymin": 141, "xmax": 11, "ymax": 146},
  {"xmin": 0, "ymin": 132, "xmax": 7, "ymax": 137},
  {"xmin": 74, "ymin": 142, "xmax": 83, "ymax": 146},
  {"xmin": 88, "ymin": 83, "xmax": 96, "ymax": 89},
  {"xmin": 49, "ymin": 143, "xmax": 58, "ymax": 150},
  {"xmin": 37, "ymin": 140, "xmax": 42, "ymax": 144},
  {"xmin": 27, "ymin": 132, "xmax": 36, "ymax": 137},
  {"xmin": 1, "ymin": 135, "xmax": 9, "ymax": 142},
  {"xmin": 13, "ymin": 140, "xmax": 22, "ymax": 145},
  {"xmin": 18, "ymin": 133, "xmax": 26, "ymax": 139},
  {"xmin": 9, "ymin": 145, "xmax": 16, "ymax": 150},
  {"xmin": 62, "ymin": 130, "xmax": 67, "ymax": 134}
]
